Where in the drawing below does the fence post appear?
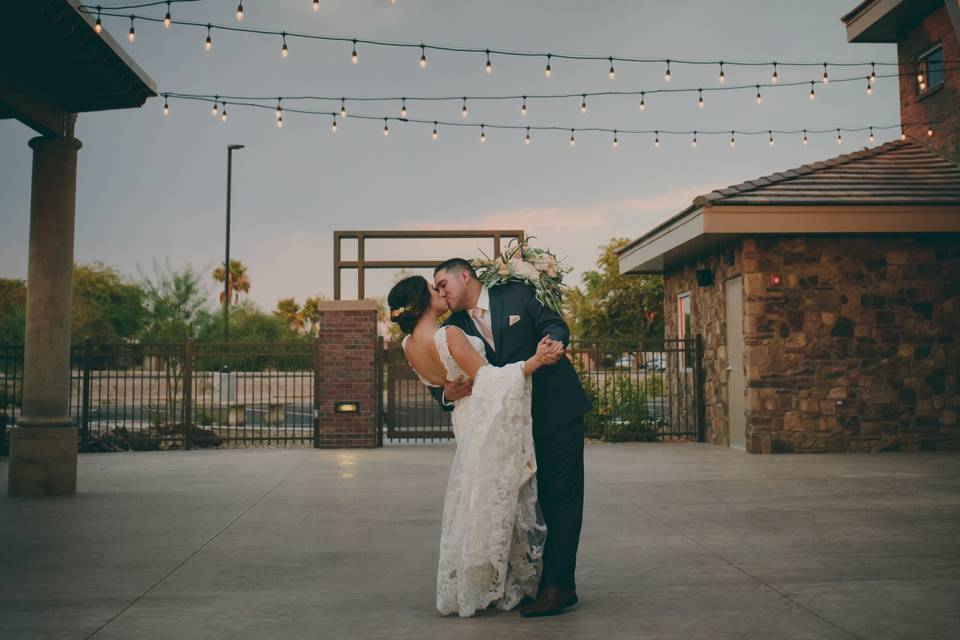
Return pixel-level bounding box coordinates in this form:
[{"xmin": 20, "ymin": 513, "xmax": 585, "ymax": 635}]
[
  {"xmin": 184, "ymin": 337, "xmax": 194, "ymax": 450},
  {"xmin": 80, "ymin": 338, "xmax": 92, "ymax": 452},
  {"xmin": 313, "ymin": 337, "xmax": 321, "ymax": 449},
  {"xmin": 376, "ymin": 335, "xmax": 384, "ymax": 447},
  {"xmin": 694, "ymin": 334, "xmax": 706, "ymax": 443}
]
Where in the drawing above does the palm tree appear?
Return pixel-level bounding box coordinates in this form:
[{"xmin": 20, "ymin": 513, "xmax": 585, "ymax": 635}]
[
  {"xmin": 274, "ymin": 298, "xmax": 305, "ymax": 334},
  {"xmin": 301, "ymin": 295, "xmax": 325, "ymax": 336},
  {"xmin": 212, "ymin": 259, "xmax": 251, "ymax": 305}
]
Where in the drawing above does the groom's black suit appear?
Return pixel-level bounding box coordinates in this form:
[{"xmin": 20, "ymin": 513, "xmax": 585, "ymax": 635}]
[{"xmin": 430, "ymin": 281, "xmax": 591, "ymax": 591}]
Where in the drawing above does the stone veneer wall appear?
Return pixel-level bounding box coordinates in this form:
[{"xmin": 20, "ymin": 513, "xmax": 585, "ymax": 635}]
[{"xmin": 665, "ymin": 234, "xmax": 960, "ymax": 453}]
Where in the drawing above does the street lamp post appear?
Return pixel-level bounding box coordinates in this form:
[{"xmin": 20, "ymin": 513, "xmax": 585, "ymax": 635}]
[{"xmin": 224, "ymin": 144, "xmax": 245, "ymax": 343}]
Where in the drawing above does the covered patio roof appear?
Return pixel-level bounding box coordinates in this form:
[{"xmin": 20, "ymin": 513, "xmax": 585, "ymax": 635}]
[
  {"xmin": 0, "ymin": 0, "xmax": 157, "ymax": 137},
  {"xmin": 618, "ymin": 140, "xmax": 960, "ymax": 274},
  {"xmin": 841, "ymin": 0, "xmax": 948, "ymax": 43}
]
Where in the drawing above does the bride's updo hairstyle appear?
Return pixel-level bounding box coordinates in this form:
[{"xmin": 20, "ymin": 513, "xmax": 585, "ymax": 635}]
[{"xmin": 388, "ymin": 275, "xmax": 431, "ymax": 335}]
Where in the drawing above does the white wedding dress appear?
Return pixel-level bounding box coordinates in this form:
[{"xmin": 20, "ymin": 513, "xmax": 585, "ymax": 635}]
[{"xmin": 404, "ymin": 327, "xmax": 547, "ymax": 617}]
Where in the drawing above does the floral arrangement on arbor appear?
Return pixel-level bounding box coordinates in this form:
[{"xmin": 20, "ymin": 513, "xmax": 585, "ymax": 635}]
[{"xmin": 471, "ymin": 237, "xmax": 572, "ymax": 313}]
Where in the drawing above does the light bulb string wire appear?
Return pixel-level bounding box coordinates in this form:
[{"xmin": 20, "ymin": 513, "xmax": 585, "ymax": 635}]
[
  {"xmin": 165, "ymin": 94, "xmax": 940, "ymax": 137},
  {"xmin": 160, "ymin": 67, "xmax": 956, "ymax": 108},
  {"xmin": 81, "ymin": 7, "xmax": 960, "ymax": 67}
]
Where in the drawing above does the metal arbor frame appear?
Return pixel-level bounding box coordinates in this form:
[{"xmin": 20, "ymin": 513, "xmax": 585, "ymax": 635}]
[{"xmin": 333, "ymin": 230, "xmax": 525, "ymax": 299}]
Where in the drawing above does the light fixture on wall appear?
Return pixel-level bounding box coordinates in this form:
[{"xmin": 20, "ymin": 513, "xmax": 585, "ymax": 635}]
[
  {"xmin": 770, "ymin": 273, "xmax": 782, "ymax": 287},
  {"xmin": 334, "ymin": 402, "xmax": 360, "ymax": 414}
]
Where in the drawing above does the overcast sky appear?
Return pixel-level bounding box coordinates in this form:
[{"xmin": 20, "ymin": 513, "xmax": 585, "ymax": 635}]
[{"xmin": 0, "ymin": 0, "xmax": 898, "ymax": 308}]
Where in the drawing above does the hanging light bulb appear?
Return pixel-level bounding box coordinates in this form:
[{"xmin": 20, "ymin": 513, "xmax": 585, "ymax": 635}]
[
  {"xmin": 524, "ymin": 127, "xmax": 531, "ymax": 145},
  {"xmin": 313, "ymin": 0, "xmax": 320, "ymax": 11},
  {"xmin": 901, "ymin": 129, "xmax": 907, "ymax": 141},
  {"xmin": 351, "ymin": 39, "xmax": 359, "ymax": 64},
  {"xmin": 698, "ymin": 89, "xmax": 704, "ymax": 109},
  {"xmin": 521, "ymin": 97, "xmax": 528, "ymax": 117},
  {"xmin": 340, "ymin": 98, "xmax": 347, "ymax": 118},
  {"xmin": 281, "ymin": 32, "xmax": 289, "ymax": 58},
  {"xmin": 580, "ymin": 95, "xmax": 588, "ymax": 115},
  {"xmin": 755, "ymin": 85, "xmax": 763, "ymax": 105},
  {"xmin": 276, "ymin": 114, "xmax": 283, "ymax": 128},
  {"xmin": 612, "ymin": 130, "xmax": 619, "ymax": 148},
  {"xmin": 691, "ymin": 131, "xmax": 698, "ymax": 148},
  {"xmin": 432, "ymin": 122, "xmax": 438, "ymax": 140},
  {"xmin": 917, "ymin": 70, "xmax": 925, "ymax": 84},
  {"xmin": 544, "ymin": 54, "xmax": 552, "ymax": 78},
  {"xmin": 654, "ymin": 131, "xmax": 661, "ymax": 148},
  {"xmin": 639, "ymin": 92, "xmax": 646, "ymax": 112},
  {"xmin": 383, "ymin": 118, "xmax": 390, "ymax": 137},
  {"xmin": 485, "ymin": 50, "xmax": 493, "ymax": 75},
  {"xmin": 211, "ymin": 99, "xmax": 219, "ymax": 117},
  {"xmin": 164, "ymin": 1, "xmax": 172, "ymax": 28},
  {"xmin": 236, "ymin": 2, "xmax": 244, "ymax": 21},
  {"xmin": 868, "ymin": 127, "xmax": 875, "ymax": 143},
  {"xmin": 866, "ymin": 76, "xmax": 872, "ymax": 95},
  {"xmin": 461, "ymin": 97, "xmax": 469, "ymax": 118},
  {"xmin": 822, "ymin": 62, "xmax": 829, "ymax": 84},
  {"xmin": 870, "ymin": 62, "xmax": 877, "ymax": 85},
  {"xmin": 927, "ymin": 125, "xmax": 934, "ymax": 137},
  {"xmin": 802, "ymin": 129, "xmax": 808, "ymax": 146},
  {"xmin": 419, "ymin": 45, "xmax": 427, "ymax": 68},
  {"xmin": 400, "ymin": 98, "xmax": 407, "ymax": 118},
  {"xmin": 836, "ymin": 128, "xmax": 843, "ymax": 144},
  {"xmin": 331, "ymin": 116, "xmax": 337, "ymax": 133},
  {"xmin": 920, "ymin": 79, "xmax": 927, "ymax": 91},
  {"xmin": 95, "ymin": 7, "xmax": 103, "ymax": 33},
  {"xmin": 276, "ymin": 98, "xmax": 283, "ymax": 120},
  {"xmin": 768, "ymin": 130, "xmax": 775, "ymax": 146},
  {"xmin": 128, "ymin": 15, "xmax": 135, "ymax": 42},
  {"xmin": 220, "ymin": 103, "xmax": 228, "ymax": 123},
  {"xmin": 664, "ymin": 59, "xmax": 671, "ymax": 82},
  {"xmin": 480, "ymin": 125, "xmax": 487, "ymax": 143},
  {"xmin": 205, "ymin": 24, "xmax": 213, "ymax": 50},
  {"xmin": 719, "ymin": 61, "xmax": 726, "ymax": 83},
  {"xmin": 771, "ymin": 62, "xmax": 779, "ymax": 83},
  {"xmin": 162, "ymin": 96, "xmax": 170, "ymax": 116},
  {"xmin": 730, "ymin": 131, "xmax": 736, "ymax": 148},
  {"xmin": 569, "ymin": 129, "xmax": 576, "ymax": 147},
  {"xmin": 809, "ymin": 81, "xmax": 816, "ymax": 101},
  {"xmin": 608, "ymin": 57, "xmax": 616, "ymax": 80}
]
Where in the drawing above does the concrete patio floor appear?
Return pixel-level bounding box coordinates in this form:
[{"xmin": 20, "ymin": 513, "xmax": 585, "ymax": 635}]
[{"xmin": 2, "ymin": 442, "xmax": 959, "ymax": 640}]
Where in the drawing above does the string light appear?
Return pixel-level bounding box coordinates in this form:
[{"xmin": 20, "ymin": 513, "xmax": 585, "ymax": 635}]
[
  {"xmin": 205, "ymin": 23, "xmax": 212, "ymax": 50},
  {"xmin": 220, "ymin": 103, "xmax": 228, "ymax": 122},
  {"xmin": 664, "ymin": 60, "xmax": 671, "ymax": 82},
  {"xmin": 870, "ymin": 62, "xmax": 876, "ymax": 84},
  {"xmin": 718, "ymin": 61, "xmax": 725, "ymax": 83},
  {"xmin": 524, "ymin": 127, "xmax": 531, "ymax": 145},
  {"xmin": 276, "ymin": 113, "xmax": 283, "ymax": 128},
  {"xmin": 613, "ymin": 130, "xmax": 619, "ymax": 147},
  {"xmin": 331, "ymin": 115, "xmax": 337, "ymax": 132},
  {"xmin": 580, "ymin": 94, "xmax": 588, "ymax": 114},
  {"xmin": 802, "ymin": 129, "xmax": 808, "ymax": 145},
  {"xmin": 95, "ymin": 6, "xmax": 103, "ymax": 33},
  {"xmin": 340, "ymin": 98, "xmax": 348, "ymax": 118},
  {"xmin": 836, "ymin": 128, "xmax": 842, "ymax": 144},
  {"xmin": 691, "ymin": 130, "xmax": 697, "ymax": 148},
  {"xmin": 128, "ymin": 15, "xmax": 135, "ymax": 42},
  {"xmin": 866, "ymin": 76, "xmax": 872, "ymax": 94},
  {"xmin": 400, "ymin": 98, "xmax": 407, "ymax": 117},
  {"xmin": 569, "ymin": 129, "xmax": 576, "ymax": 147},
  {"xmin": 755, "ymin": 85, "xmax": 763, "ymax": 104},
  {"xmin": 236, "ymin": 2, "xmax": 243, "ymax": 22},
  {"xmin": 313, "ymin": 0, "xmax": 320, "ymax": 12},
  {"xmin": 485, "ymin": 49, "xmax": 493, "ymax": 75},
  {"xmin": 163, "ymin": 1, "xmax": 171, "ymax": 27},
  {"xmin": 901, "ymin": 127, "xmax": 907, "ymax": 141},
  {"xmin": 919, "ymin": 78, "xmax": 927, "ymax": 91},
  {"xmin": 771, "ymin": 62, "xmax": 779, "ymax": 83},
  {"xmin": 480, "ymin": 124, "xmax": 486, "ymax": 143},
  {"xmin": 211, "ymin": 97, "xmax": 219, "ymax": 116},
  {"xmin": 432, "ymin": 121, "xmax": 438, "ymax": 140},
  {"xmin": 162, "ymin": 95, "xmax": 170, "ymax": 116},
  {"xmin": 383, "ymin": 118, "xmax": 389, "ymax": 136},
  {"xmin": 419, "ymin": 44, "xmax": 427, "ymax": 68},
  {"xmin": 281, "ymin": 32, "xmax": 289, "ymax": 58},
  {"xmin": 809, "ymin": 81, "xmax": 816, "ymax": 100},
  {"xmin": 521, "ymin": 97, "xmax": 527, "ymax": 116},
  {"xmin": 461, "ymin": 97, "xmax": 469, "ymax": 118},
  {"xmin": 655, "ymin": 131, "xmax": 661, "ymax": 148},
  {"xmin": 927, "ymin": 124, "xmax": 934, "ymax": 137},
  {"xmin": 276, "ymin": 98, "xmax": 283, "ymax": 120},
  {"xmin": 639, "ymin": 92, "xmax": 646, "ymax": 111},
  {"xmin": 868, "ymin": 126, "xmax": 874, "ymax": 143},
  {"xmin": 351, "ymin": 39, "xmax": 358, "ymax": 64},
  {"xmin": 544, "ymin": 54, "xmax": 552, "ymax": 78},
  {"xmin": 698, "ymin": 89, "xmax": 704, "ymax": 109},
  {"xmin": 608, "ymin": 57, "xmax": 616, "ymax": 80},
  {"xmin": 768, "ymin": 130, "xmax": 774, "ymax": 146},
  {"xmin": 729, "ymin": 131, "xmax": 735, "ymax": 148},
  {"xmin": 822, "ymin": 62, "xmax": 829, "ymax": 84}
]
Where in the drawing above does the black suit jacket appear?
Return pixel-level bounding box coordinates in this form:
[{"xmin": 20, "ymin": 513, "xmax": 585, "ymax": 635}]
[{"xmin": 430, "ymin": 281, "xmax": 592, "ymax": 437}]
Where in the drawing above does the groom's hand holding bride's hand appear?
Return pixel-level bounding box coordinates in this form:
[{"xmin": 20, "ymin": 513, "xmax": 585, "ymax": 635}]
[
  {"xmin": 537, "ymin": 337, "xmax": 566, "ymax": 366},
  {"xmin": 444, "ymin": 376, "xmax": 473, "ymax": 402}
]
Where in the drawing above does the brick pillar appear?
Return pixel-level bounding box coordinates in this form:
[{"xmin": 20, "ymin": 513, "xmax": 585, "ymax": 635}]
[{"xmin": 316, "ymin": 300, "xmax": 379, "ymax": 448}]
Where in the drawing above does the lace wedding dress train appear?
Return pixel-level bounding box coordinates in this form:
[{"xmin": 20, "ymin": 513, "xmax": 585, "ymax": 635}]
[{"xmin": 407, "ymin": 327, "xmax": 546, "ymax": 617}]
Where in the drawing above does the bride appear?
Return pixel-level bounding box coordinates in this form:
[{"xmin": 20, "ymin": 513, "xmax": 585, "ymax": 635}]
[{"xmin": 388, "ymin": 275, "xmax": 562, "ymax": 617}]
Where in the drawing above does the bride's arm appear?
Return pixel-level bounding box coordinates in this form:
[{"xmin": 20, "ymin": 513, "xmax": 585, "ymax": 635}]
[{"xmin": 445, "ymin": 327, "xmax": 554, "ymax": 379}]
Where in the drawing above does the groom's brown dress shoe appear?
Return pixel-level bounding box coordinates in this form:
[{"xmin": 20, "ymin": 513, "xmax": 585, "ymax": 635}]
[{"xmin": 519, "ymin": 587, "xmax": 578, "ymax": 617}]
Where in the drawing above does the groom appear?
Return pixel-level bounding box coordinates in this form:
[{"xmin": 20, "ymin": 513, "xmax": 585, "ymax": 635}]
[{"xmin": 431, "ymin": 258, "xmax": 592, "ymax": 617}]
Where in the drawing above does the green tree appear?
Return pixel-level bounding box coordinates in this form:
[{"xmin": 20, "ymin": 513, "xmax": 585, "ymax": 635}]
[
  {"xmin": 565, "ymin": 238, "xmax": 664, "ymax": 343},
  {"xmin": 197, "ymin": 299, "xmax": 303, "ymax": 343},
  {"xmin": 138, "ymin": 258, "xmax": 214, "ymax": 341},
  {"xmin": 72, "ymin": 262, "xmax": 146, "ymax": 343},
  {"xmin": 212, "ymin": 259, "xmax": 251, "ymax": 305},
  {"xmin": 0, "ymin": 279, "xmax": 27, "ymax": 344},
  {"xmin": 301, "ymin": 295, "xmax": 326, "ymax": 337},
  {"xmin": 274, "ymin": 298, "xmax": 305, "ymax": 334}
]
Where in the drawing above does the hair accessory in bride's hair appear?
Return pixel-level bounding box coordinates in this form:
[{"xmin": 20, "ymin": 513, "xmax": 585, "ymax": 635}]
[{"xmin": 390, "ymin": 306, "xmax": 409, "ymax": 319}]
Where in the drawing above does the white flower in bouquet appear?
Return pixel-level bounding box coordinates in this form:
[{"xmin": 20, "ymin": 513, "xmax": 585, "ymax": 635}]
[{"xmin": 471, "ymin": 237, "xmax": 571, "ymax": 313}]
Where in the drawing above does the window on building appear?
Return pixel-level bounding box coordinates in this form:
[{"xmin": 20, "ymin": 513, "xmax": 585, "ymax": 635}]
[
  {"xmin": 677, "ymin": 292, "xmax": 692, "ymax": 340},
  {"xmin": 917, "ymin": 43, "xmax": 945, "ymax": 95}
]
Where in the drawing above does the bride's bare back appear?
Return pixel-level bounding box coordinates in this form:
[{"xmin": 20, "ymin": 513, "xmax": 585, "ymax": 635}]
[{"xmin": 402, "ymin": 328, "xmax": 448, "ymax": 386}]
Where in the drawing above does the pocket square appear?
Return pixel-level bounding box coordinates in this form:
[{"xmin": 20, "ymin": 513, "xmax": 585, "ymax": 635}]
[{"xmin": 509, "ymin": 315, "xmax": 522, "ymax": 326}]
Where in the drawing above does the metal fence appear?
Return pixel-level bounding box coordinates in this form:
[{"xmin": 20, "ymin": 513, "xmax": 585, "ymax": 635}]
[{"xmin": 1, "ymin": 339, "xmax": 318, "ymax": 453}]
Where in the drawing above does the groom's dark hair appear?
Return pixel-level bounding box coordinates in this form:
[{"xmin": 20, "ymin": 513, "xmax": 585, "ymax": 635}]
[{"xmin": 434, "ymin": 258, "xmax": 478, "ymax": 280}]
